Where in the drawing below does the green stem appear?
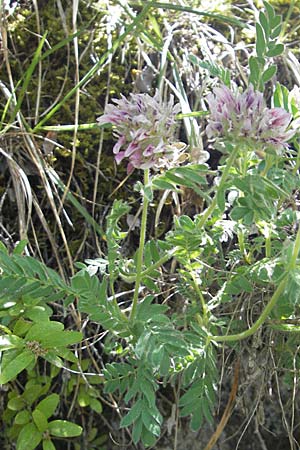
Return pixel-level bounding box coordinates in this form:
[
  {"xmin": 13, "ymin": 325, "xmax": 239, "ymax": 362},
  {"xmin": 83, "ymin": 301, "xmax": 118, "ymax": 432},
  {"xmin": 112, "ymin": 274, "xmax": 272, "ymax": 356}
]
[
  {"xmin": 210, "ymin": 275, "xmax": 288, "ymax": 342},
  {"xmin": 197, "ymin": 145, "xmax": 240, "ymax": 229},
  {"xmin": 265, "ymin": 234, "xmax": 271, "ymax": 259},
  {"xmin": 210, "ymin": 223, "xmax": 300, "ymax": 343},
  {"xmin": 130, "ymin": 169, "xmax": 150, "ymax": 321},
  {"xmin": 288, "ymin": 217, "xmax": 300, "ymax": 270},
  {"xmin": 237, "ymin": 228, "xmax": 251, "ymax": 264},
  {"xmin": 190, "ymin": 271, "xmax": 208, "ymax": 320}
]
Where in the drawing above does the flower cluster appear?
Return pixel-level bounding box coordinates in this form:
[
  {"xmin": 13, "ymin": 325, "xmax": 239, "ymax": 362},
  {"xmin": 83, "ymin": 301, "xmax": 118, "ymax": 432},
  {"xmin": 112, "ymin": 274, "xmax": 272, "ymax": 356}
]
[
  {"xmin": 97, "ymin": 90, "xmax": 182, "ymax": 173},
  {"xmin": 206, "ymin": 84, "xmax": 294, "ymax": 152}
]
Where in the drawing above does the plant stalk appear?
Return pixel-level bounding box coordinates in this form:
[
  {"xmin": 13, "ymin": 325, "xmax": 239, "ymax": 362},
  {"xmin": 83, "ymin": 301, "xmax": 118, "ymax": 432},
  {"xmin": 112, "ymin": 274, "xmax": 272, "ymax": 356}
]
[
  {"xmin": 197, "ymin": 145, "xmax": 240, "ymax": 229},
  {"xmin": 130, "ymin": 169, "xmax": 150, "ymax": 320},
  {"xmin": 210, "ymin": 219, "xmax": 300, "ymax": 342}
]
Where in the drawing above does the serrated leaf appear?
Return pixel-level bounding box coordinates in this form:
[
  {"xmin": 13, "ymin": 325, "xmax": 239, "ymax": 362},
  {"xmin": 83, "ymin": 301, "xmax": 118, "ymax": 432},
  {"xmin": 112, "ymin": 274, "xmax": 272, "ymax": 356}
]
[{"xmin": 48, "ymin": 420, "xmax": 82, "ymax": 437}]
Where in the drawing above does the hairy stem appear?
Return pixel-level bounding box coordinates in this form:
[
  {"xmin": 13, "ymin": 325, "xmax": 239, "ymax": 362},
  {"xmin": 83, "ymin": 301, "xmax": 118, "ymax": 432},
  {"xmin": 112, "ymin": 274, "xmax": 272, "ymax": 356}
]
[
  {"xmin": 197, "ymin": 145, "xmax": 240, "ymax": 228},
  {"xmin": 130, "ymin": 169, "xmax": 150, "ymax": 321}
]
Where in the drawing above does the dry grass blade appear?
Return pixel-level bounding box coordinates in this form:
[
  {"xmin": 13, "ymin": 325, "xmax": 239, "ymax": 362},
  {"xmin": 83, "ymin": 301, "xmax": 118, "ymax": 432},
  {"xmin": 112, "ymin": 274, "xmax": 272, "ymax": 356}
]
[
  {"xmin": 204, "ymin": 360, "xmax": 240, "ymax": 450},
  {"xmin": 0, "ymin": 147, "xmax": 32, "ymax": 242}
]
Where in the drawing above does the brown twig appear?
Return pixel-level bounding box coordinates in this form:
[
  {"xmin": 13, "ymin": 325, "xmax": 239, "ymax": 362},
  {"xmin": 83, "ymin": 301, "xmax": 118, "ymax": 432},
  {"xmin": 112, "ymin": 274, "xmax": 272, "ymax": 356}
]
[{"xmin": 204, "ymin": 359, "xmax": 240, "ymax": 450}]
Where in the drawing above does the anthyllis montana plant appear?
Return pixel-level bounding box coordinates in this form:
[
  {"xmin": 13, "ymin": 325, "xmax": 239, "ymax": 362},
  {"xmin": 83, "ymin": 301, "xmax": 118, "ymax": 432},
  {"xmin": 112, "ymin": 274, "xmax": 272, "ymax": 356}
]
[
  {"xmin": 80, "ymin": 66, "xmax": 298, "ymax": 447},
  {"xmin": 0, "ymin": 1, "xmax": 300, "ymax": 449}
]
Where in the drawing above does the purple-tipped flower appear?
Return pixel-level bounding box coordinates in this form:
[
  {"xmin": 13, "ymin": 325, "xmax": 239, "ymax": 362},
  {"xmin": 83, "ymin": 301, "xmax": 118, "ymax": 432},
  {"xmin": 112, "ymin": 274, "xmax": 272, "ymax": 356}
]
[
  {"xmin": 206, "ymin": 84, "xmax": 295, "ymax": 152},
  {"xmin": 97, "ymin": 90, "xmax": 182, "ymax": 173}
]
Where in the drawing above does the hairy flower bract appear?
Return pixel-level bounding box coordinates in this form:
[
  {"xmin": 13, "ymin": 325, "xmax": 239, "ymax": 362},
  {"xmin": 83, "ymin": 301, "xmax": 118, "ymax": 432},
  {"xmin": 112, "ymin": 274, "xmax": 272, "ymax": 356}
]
[
  {"xmin": 97, "ymin": 90, "xmax": 182, "ymax": 173},
  {"xmin": 206, "ymin": 84, "xmax": 294, "ymax": 152}
]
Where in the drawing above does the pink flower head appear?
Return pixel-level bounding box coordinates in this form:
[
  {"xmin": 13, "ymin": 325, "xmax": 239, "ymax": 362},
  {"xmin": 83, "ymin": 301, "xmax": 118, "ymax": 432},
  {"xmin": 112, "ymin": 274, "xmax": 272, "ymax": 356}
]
[
  {"xmin": 97, "ymin": 90, "xmax": 182, "ymax": 173},
  {"xmin": 206, "ymin": 84, "xmax": 294, "ymax": 153}
]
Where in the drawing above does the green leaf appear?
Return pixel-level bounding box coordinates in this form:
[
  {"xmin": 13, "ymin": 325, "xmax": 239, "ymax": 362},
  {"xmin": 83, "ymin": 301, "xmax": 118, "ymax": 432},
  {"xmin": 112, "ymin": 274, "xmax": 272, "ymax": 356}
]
[
  {"xmin": 39, "ymin": 331, "xmax": 82, "ymax": 348},
  {"xmin": 262, "ymin": 65, "xmax": 277, "ymax": 83},
  {"xmin": 13, "ymin": 318, "xmax": 33, "ymax": 336},
  {"xmin": 48, "ymin": 420, "xmax": 82, "ymax": 437},
  {"xmin": 14, "ymin": 410, "xmax": 31, "ymax": 425},
  {"xmin": 259, "ymin": 12, "xmax": 269, "ymax": 39},
  {"xmin": 13, "ymin": 240, "xmax": 28, "ymax": 255},
  {"xmin": 143, "ymin": 184, "xmax": 153, "ymax": 202},
  {"xmin": 0, "ymin": 350, "xmax": 35, "ymax": 384},
  {"xmin": 23, "ymin": 384, "xmax": 44, "ymax": 404},
  {"xmin": 32, "ymin": 409, "xmax": 48, "ymax": 433},
  {"xmin": 90, "ymin": 398, "xmax": 103, "ymax": 414},
  {"xmin": 36, "ymin": 394, "xmax": 59, "ymax": 419},
  {"xmin": 140, "ymin": 379, "xmax": 156, "ymax": 409},
  {"xmin": 256, "ymin": 23, "xmax": 266, "ymax": 57},
  {"xmin": 16, "ymin": 422, "xmax": 42, "ymax": 450},
  {"xmin": 152, "ymin": 178, "xmax": 177, "ymax": 191},
  {"xmin": 25, "ymin": 322, "xmax": 64, "ymax": 341},
  {"xmin": 270, "ymin": 24, "xmax": 281, "ymax": 39},
  {"xmin": 0, "ymin": 335, "xmax": 24, "ymax": 351},
  {"xmin": 132, "ymin": 416, "xmax": 143, "ymax": 444},
  {"xmin": 0, "ymin": 241, "xmax": 8, "ymax": 254},
  {"xmin": 43, "ymin": 351, "xmax": 64, "ymax": 368},
  {"xmin": 8, "ymin": 396, "xmax": 26, "ymax": 411},
  {"xmin": 190, "ymin": 406, "xmax": 203, "ymax": 431},
  {"xmin": 43, "ymin": 440, "xmax": 56, "ymax": 450},
  {"xmin": 120, "ymin": 399, "xmax": 143, "ymax": 428},
  {"xmin": 266, "ymin": 44, "xmax": 284, "ymax": 57},
  {"xmin": 78, "ymin": 388, "xmax": 90, "ymax": 407},
  {"xmin": 26, "ymin": 305, "xmax": 53, "ymax": 322},
  {"xmin": 270, "ymin": 14, "xmax": 281, "ymax": 30},
  {"xmin": 249, "ymin": 56, "xmax": 261, "ymax": 88},
  {"xmin": 263, "ymin": 1, "xmax": 275, "ymax": 20},
  {"xmin": 141, "ymin": 427, "xmax": 157, "ymax": 447},
  {"xmin": 216, "ymin": 188, "xmax": 225, "ymax": 211}
]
